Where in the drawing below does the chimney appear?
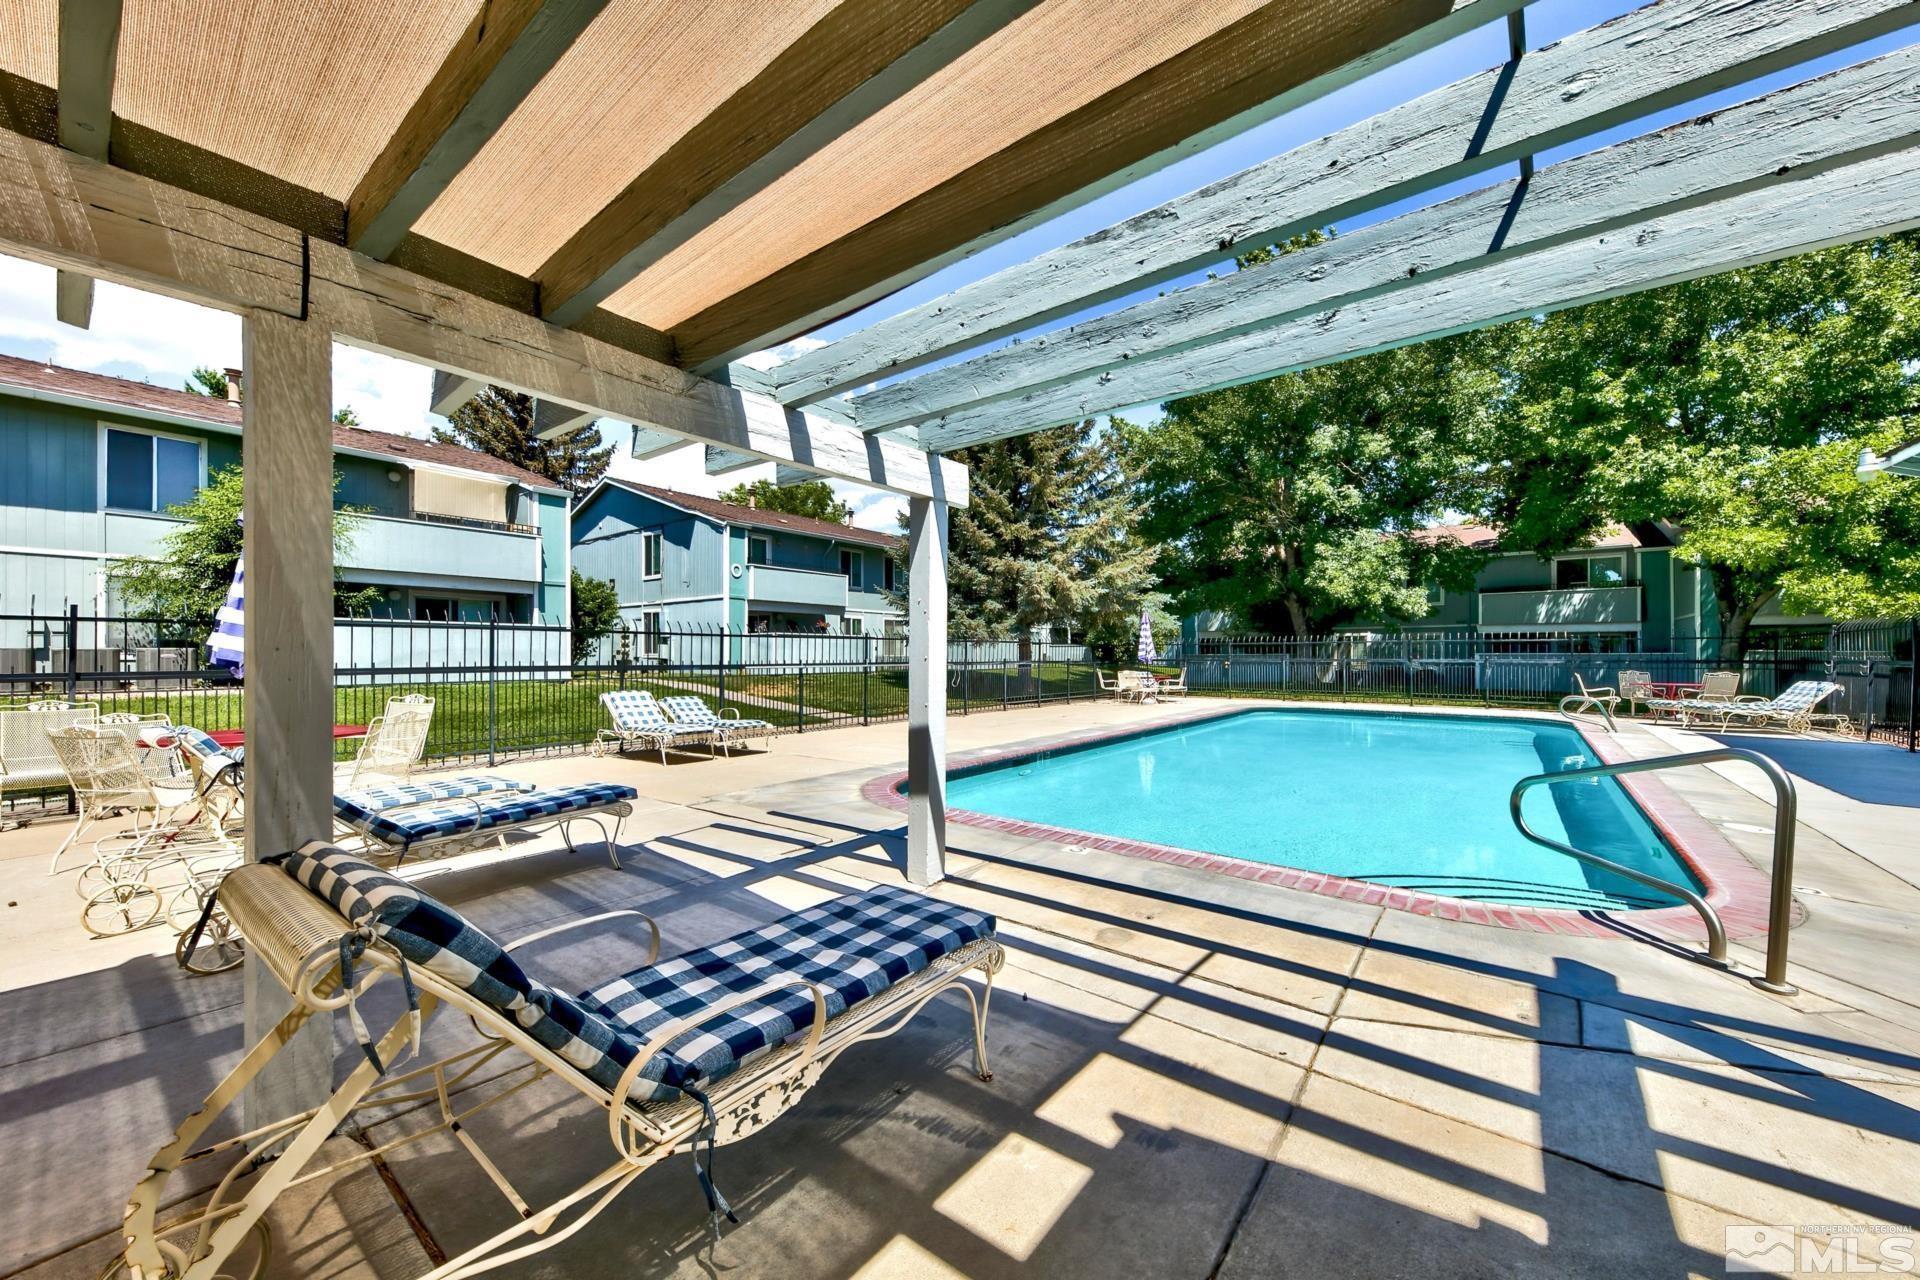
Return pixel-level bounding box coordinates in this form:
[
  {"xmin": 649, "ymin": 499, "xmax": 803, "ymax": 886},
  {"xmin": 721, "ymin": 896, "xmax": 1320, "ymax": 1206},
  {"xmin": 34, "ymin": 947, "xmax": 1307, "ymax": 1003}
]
[
  {"xmin": 747, "ymin": 496, "xmax": 756, "ymax": 508},
  {"xmin": 223, "ymin": 367, "xmax": 243, "ymax": 404}
]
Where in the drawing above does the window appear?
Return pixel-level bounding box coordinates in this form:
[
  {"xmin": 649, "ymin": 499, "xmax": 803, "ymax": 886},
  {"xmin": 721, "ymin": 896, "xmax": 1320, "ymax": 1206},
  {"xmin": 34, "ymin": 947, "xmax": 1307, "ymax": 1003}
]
[
  {"xmin": 640, "ymin": 608, "xmax": 663, "ymax": 657},
  {"xmin": 844, "ymin": 617, "xmax": 863, "ymax": 636},
  {"xmin": 839, "ymin": 548, "xmax": 863, "ymax": 590},
  {"xmin": 105, "ymin": 428, "xmax": 202, "ymax": 513},
  {"xmin": 641, "ymin": 529, "xmax": 663, "ymax": 579},
  {"xmin": 883, "ymin": 557, "xmax": 897, "ymax": 591},
  {"xmin": 1425, "ymin": 582, "xmax": 1446, "ymax": 608},
  {"xmin": 1554, "ymin": 554, "xmax": 1627, "ymax": 589},
  {"xmin": 747, "ymin": 535, "xmax": 770, "ymax": 566},
  {"xmin": 414, "ymin": 597, "xmax": 456, "ymax": 622}
]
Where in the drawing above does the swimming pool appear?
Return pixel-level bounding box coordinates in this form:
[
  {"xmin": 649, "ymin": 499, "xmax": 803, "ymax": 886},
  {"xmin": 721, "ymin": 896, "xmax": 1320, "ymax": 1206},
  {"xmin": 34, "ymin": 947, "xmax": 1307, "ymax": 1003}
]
[{"xmin": 942, "ymin": 709, "xmax": 1703, "ymax": 911}]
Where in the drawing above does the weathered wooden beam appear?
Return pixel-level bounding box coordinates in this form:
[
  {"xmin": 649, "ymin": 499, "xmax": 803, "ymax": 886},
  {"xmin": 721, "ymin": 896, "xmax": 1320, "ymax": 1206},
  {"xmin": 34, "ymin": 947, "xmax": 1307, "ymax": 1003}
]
[
  {"xmin": 788, "ymin": 0, "xmax": 1920, "ymax": 405},
  {"xmin": 54, "ymin": 0, "xmax": 122, "ymax": 329},
  {"xmin": 671, "ymin": 0, "xmax": 1532, "ymax": 372},
  {"xmin": 920, "ymin": 142, "xmax": 1920, "ymax": 450},
  {"xmin": 627, "ymin": 424, "xmax": 685, "ymax": 461},
  {"xmin": 0, "ymin": 112, "xmax": 965, "ymax": 501},
  {"xmin": 239, "ymin": 309, "xmax": 336, "ymax": 1126},
  {"xmin": 704, "ymin": 445, "xmax": 761, "ymax": 475},
  {"xmin": 347, "ymin": 0, "xmax": 613, "ymax": 258},
  {"xmin": 430, "ymin": 369, "xmax": 486, "ymax": 417},
  {"xmin": 538, "ymin": 0, "xmax": 1038, "ymax": 329},
  {"xmin": 865, "ymin": 45, "xmax": 1920, "ymax": 431},
  {"xmin": 905, "ymin": 495, "xmax": 948, "ymax": 886},
  {"xmin": 773, "ymin": 464, "xmax": 818, "ymax": 487},
  {"xmin": 531, "ymin": 398, "xmax": 595, "ymax": 439}
]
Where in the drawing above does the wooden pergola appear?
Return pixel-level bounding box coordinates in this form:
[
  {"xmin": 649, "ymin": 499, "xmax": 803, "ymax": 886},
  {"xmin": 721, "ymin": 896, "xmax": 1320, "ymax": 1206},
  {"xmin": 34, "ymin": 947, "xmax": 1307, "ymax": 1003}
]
[{"xmin": 1, "ymin": 0, "xmax": 1915, "ymax": 1117}]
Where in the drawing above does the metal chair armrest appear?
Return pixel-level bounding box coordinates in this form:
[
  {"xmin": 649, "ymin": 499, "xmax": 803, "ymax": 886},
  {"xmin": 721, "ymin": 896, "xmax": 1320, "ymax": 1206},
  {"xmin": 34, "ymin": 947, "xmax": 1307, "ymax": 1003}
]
[{"xmin": 504, "ymin": 910, "xmax": 660, "ymax": 965}]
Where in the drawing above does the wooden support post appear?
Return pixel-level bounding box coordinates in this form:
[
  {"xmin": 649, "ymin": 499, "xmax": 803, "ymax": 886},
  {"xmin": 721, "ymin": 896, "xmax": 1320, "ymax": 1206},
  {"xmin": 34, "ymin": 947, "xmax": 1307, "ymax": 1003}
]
[
  {"xmin": 240, "ymin": 310, "xmax": 336, "ymax": 1129},
  {"xmin": 906, "ymin": 497, "xmax": 948, "ymax": 886}
]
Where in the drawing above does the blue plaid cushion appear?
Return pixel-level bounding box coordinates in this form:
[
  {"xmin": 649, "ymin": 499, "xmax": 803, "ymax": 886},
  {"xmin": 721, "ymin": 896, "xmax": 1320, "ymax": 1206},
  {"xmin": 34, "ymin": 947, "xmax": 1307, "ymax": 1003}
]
[
  {"xmin": 334, "ymin": 775, "xmax": 538, "ymax": 827},
  {"xmin": 580, "ymin": 884, "xmax": 996, "ymax": 1102},
  {"xmin": 278, "ymin": 844, "xmax": 638, "ymax": 1088},
  {"xmin": 336, "ymin": 781, "xmax": 638, "ymax": 850}
]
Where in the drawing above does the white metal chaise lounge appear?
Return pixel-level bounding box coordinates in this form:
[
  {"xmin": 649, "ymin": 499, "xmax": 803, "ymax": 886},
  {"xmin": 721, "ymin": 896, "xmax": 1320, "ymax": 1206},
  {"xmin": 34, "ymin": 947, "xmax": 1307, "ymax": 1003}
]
[
  {"xmin": 594, "ymin": 690, "xmax": 712, "ymax": 762},
  {"xmin": 1559, "ymin": 674, "xmax": 1622, "ymax": 728},
  {"xmin": 119, "ymin": 843, "xmax": 1002, "ymax": 1280},
  {"xmin": 659, "ymin": 695, "xmax": 777, "ymax": 755},
  {"xmin": 1656, "ymin": 679, "xmax": 1850, "ymax": 735},
  {"xmin": 332, "ymin": 777, "xmax": 636, "ymax": 868}
]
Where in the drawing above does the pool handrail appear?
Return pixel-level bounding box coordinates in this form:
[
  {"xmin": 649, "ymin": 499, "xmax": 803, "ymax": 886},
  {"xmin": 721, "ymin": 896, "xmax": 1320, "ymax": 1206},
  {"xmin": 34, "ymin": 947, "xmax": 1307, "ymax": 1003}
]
[{"xmin": 1509, "ymin": 746, "xmax": 1800, "ymax": 994}]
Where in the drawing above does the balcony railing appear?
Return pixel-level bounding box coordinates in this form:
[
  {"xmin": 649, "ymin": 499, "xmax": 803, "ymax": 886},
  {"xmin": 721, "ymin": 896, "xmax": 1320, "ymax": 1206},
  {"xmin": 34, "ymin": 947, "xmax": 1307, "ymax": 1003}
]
[
  {"xmin": 745, "ymin": 563, "xmax": 848, "ymax": 610},
  {"xmin": 1478, "ymin": 584, "xmax": 1643, "ymax": 628},
  {"xmin": 397, "ymin": 507, "xmax": 539, "ymax": 536}
]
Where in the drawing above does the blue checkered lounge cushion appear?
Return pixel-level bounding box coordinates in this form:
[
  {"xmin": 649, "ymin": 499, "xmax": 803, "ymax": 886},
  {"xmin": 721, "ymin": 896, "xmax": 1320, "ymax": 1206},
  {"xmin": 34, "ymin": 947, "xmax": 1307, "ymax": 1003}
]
[
  {"xmin": 336, "ymin": 781, "xmax": 637, "ymax": 851},
  {"xmin": 579, "ymin": 884, "xmax": 996, "ymax": 1103},
  {"xmin": 279, "ymin": 844, "xmax": 638, "ymax": 1087},
  {"xmin": 334, "ymin": 774, "xmax": 539, "ymax": 827}
]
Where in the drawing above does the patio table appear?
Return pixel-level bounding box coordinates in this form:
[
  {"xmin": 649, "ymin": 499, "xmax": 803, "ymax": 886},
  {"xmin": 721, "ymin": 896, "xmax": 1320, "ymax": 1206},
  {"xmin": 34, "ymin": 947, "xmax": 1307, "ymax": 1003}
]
[
  {"xmin": 202, "ymin": 725, "xmax": 369, "ymax": 750},
  {"xmin": 1647, "ymin": 682, "xmax": 1703, "ymax": 700}
]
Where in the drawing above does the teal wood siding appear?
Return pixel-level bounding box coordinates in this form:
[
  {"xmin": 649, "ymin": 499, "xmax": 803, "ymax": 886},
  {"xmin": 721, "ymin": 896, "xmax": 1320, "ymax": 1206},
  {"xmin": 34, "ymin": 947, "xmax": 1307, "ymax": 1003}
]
[
  {"xmin": 536, "ymin": 492, "xmax": 570, "ymax": 620},
  {"xmin": 335, "ymin": 454, "xmax": 409, "ymax": 516},
  {"xmin": 1, "ymin": 398, "xmax": 101, "ymax": 559},
  {"xmin": 1639, "ymin": 549, "xmax": 1673, "ymax": 649},
  {"xmin": 570, "ymin": 488, "xmax": 727, "ymax": 612}
]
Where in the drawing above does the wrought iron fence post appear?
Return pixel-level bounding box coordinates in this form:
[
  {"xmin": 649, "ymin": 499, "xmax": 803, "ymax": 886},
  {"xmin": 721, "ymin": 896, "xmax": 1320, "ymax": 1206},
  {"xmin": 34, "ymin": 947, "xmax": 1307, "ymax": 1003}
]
[
  {"xmin": 486, "ymin": 614, "xmax": 498, "ymax": 767},
  {"xmin": 64, "ymin": 603, "xmax": 79, "ymax": 701},
  {"xmin": 962, "ymin": 643, "xmax": 971, "ymax": 715},
  {"xmin": 1909, "ymin": 617, "xmax": 1918, "ymax": 753},
  {"xmin": 718, "ymin": 623, "xmax": 728, "ymax": 708},
  {"xmin": 797, "ymin": 663, "xmax": 806, "ymax": 732},
  {"xmin": 862, "ymin": 634, "xmax": 871, "ymax": 725},
  {"xmin": 1863, "ymin": 658, "xmax": 1877, "ymax": 742}
]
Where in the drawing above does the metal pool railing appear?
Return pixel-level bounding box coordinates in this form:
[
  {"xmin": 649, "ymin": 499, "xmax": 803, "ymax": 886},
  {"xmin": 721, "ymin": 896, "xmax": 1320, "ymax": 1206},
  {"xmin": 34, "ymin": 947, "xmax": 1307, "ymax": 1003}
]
[{"xmin": 1509, "ymin": 746, "xmax": 1800, "ymax": 994}]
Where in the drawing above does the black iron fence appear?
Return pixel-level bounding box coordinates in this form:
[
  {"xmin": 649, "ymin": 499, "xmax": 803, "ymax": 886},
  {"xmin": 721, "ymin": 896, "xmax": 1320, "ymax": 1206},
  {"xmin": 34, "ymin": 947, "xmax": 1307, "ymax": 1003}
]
[
  {"xmin": 1164, "ymin": 622, "xmax": 1919, "ymax": 750},
  {"xmin": 5, "ymin": 610, "xmax": 1913, "ymax": 780},
  {"xmin": 0, "ymin": 610, "xmax": 1101, "ymax": 770}
]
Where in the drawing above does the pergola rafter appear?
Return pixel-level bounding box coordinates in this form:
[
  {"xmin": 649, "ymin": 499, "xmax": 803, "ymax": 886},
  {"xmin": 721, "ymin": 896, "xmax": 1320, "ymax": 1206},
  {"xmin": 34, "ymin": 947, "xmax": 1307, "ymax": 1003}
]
[
  {"xmin": 786, "ymin": 0, "xmax": 1920, "ymax": 410},
  {"xmin": 889, "ymin": 41, "xmax": 1920, "ymax": 445}
]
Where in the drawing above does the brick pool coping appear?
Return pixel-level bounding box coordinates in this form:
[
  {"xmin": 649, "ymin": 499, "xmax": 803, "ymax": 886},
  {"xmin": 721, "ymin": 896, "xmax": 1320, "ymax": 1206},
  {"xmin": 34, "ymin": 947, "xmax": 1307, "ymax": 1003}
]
[{"xmin": 861, "ymin": 702, "xmax": 1796, "ymax": 943}]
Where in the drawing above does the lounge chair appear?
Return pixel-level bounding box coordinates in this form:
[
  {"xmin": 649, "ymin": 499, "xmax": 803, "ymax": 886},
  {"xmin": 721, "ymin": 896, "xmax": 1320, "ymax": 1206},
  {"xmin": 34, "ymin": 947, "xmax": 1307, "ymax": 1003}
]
[
  {"xmin": 121, "ymin": 844, "xmax": 1002, "ymax": 1280},
  {"xmin": 1151, "ymin": 670, "xmax": 1188, "ymax": 698},
  {"xmin": 1117, "ymin": 670, "xmax": 1156, "ymax": 703},
  {"xmin": 594, "ymin": 690, "xmax": 712, "ymax": 762},
  {"xmin": 1096, "ymin": 670, "xmax": 1127, "ymax": 701},
  {"xmin": 1649, "ymin": 671, "xmax": 1743, "ymax": 723},
  {"xmin": 1558, "ymin": 674, "xmax": 1620, "ymax": 728},
  {"xmin": 659, "ymin": 695, "xmax": 776, "ymax": 756},
  {"xmin": 339, "ymin": 695, "xmax": 436, "ymax": 790},
  {"xmin": 1658, "ymin": 679, "xmax": 1849, "ymax": 734},
  {"xmin": 1, "ymin": 700, "xmax": 97, "ymax": 850},
  {"xmin": 1617, "ymin": 670, "xmax": 1655, "ymax": 716},
  {"xmin": 332, "ymin": 779, "xmax": 636, "ymax": 869}
]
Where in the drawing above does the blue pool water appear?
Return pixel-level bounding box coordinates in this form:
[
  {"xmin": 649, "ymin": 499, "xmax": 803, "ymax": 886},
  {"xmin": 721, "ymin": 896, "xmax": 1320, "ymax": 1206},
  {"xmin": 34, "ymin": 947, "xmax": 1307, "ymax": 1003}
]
[{"xmin": 946, "ymin": 709, "xmax": 1703, "ymax": 910}]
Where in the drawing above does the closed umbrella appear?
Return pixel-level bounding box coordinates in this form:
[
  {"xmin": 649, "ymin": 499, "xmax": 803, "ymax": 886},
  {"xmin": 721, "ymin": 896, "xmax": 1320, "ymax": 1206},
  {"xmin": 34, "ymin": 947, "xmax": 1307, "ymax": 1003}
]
[
  {"xmin": 1136, "ymin": 608, "xmax": 1157, "ymax": 666},
  {"xmin": 208, "ymin": 555, "xmax": 245, "ymax": 678}
]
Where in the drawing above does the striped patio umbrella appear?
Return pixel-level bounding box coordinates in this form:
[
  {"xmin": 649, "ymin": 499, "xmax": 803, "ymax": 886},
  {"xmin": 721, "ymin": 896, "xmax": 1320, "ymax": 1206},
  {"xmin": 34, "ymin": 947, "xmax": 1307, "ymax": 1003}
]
[
  {"xmin": 208, "ymin": 555, "xmax": 245, "ymax": 678},
  {"xmin": 1136, "ymin": 607, "xmax": 1157, "ymax": 665}
]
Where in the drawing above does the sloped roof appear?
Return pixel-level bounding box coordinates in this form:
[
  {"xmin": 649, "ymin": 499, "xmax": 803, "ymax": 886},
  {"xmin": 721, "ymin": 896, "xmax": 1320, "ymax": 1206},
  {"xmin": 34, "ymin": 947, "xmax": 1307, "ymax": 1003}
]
[
  {"xmin": 1409, "ymin": 521, "xmax": 1673, "ymax": 554},
  {"xmin": 0, "ymin": 352, "xmax": 562, "ymax": 491},
  {"xmin": 597, "ymin": 478, "xmax": 900, "ymax": 549}
]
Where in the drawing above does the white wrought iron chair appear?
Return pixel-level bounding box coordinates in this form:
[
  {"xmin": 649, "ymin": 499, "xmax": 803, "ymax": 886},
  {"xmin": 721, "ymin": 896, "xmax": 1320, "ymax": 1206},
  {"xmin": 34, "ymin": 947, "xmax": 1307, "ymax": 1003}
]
[
  {"xmin": 339, "ymin": 695, "xmax": 436, "ymax": 791},
  {"xmin": 1, "ymin": 700, "xmax": 97, "ymax": 848}
]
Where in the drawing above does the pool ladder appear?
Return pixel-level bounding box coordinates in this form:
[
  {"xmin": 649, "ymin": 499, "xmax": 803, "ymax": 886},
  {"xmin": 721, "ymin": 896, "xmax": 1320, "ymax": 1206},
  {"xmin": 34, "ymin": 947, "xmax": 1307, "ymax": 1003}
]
[{"xmin": 1509, "ymin": 747, "xmax": 1800, "ymax": 994}]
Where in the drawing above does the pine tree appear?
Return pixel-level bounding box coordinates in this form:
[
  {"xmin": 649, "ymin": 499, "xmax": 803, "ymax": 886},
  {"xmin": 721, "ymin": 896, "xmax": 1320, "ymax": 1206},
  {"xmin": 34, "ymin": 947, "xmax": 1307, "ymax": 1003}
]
[
  {"xmin": 432, "ymin": 386, "xmax": 613, "ymax": 490},
  {"xmin": 890, "ymin": 420, "xmax": 1158, "ymax": 665}
]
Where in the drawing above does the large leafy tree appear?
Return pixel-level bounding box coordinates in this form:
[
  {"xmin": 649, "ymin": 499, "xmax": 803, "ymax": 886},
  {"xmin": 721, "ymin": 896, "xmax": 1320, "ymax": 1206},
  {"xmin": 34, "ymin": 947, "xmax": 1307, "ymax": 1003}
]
[
  {"xmin": 889, "ymin": 420, "xmax": 1158, "ymax": 660},
  {"xmin": 1475, "ymin": 232, "xmax": 1920, "ymax": 656},
  {"xmin": 717, "ymin": 477, "xmax": 852, "ymax": 522},
  {"xmin": 1119, "ymin": 338, "xmax": 1490, "ymax": 635},
  {"xmin": 433, "ymin": 386, "xmax": 613, "ymax": 490},
  {"xmin": 569, "ymin": 569, "xmax": 621, "ymax": 663},
  {"xmin": 108, "ymin": 466, "xmax": 372, "ymax": 623}
]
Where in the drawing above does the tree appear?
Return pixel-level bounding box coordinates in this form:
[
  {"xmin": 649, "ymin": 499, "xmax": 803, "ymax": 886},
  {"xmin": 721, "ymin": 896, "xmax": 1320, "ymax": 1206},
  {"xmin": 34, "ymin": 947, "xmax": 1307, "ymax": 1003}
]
[
  {"xmin": 569, "ymin": 569, "xmax": 621, "ymax": 664},
  {"xmin": 184, "ymin": 366, "xmax": 228, "ymax": 398},
  {"xmin": 888, "ymin": 419, "xmax": 1159, "ymax": 665},
  {"xmin": 107, "ymin": 465, "xmax": 373, "ymax": 623},
  {"xmin": 1475, "ymin": 232, "xmax": 1920, "ymax": 656},
  {"xmin": 1119, "ymin": 338, "xmax": 1490, "ymax": 635},
  {"xmin": 433, "ymin": 386, "xmax": 613, "ymax": 490},
  {"xmin": 333, "ymin": 405, "xmax": 361, "ymax": 426},
  {"xmin": 717, "ymin": 477, "xmax": 851, "ymax": 522}
]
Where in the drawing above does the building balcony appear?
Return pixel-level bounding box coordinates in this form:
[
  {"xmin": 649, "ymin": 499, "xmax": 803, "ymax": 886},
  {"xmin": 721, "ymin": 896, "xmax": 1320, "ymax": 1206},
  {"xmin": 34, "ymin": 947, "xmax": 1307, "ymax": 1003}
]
[
  {"xmin": 344, "ymin": 512, "xmax": 540, "ymax": 583},
  {"xmin": 1478, "ymin": 584, "xmax": 1643, "ymax": 628},
  {"xmin": 746, "ymin": 563, "xmax": 847, "ymax": 610}
]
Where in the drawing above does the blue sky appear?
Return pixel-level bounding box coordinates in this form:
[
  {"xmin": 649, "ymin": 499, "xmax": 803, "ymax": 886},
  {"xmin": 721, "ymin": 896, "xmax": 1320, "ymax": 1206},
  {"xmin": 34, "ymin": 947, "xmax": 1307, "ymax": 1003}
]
[{"xmin": 0, "ymin": 0, "xmax": 1911, "ymax": 529}]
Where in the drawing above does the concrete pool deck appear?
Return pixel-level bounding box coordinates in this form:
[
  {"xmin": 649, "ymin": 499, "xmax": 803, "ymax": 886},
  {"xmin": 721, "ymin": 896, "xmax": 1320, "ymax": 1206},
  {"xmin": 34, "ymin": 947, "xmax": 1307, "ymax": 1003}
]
[{"xmin": 3, "ymin": 697, "xmax": 1919, "ymax": 1278}]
